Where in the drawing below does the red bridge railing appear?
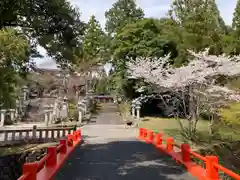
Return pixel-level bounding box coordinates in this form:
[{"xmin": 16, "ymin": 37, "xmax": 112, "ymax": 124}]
[
  {"xmin": 18, "ymin": 129, "xmax": 82, "ymax": 180},
  {"xmin": 138, "ymin": 128, "xmax": 240, "ymax": 180}
]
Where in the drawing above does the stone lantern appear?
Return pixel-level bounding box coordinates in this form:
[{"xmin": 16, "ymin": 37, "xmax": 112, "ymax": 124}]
[{"xmin": 22, "ymin": 85, "xmax": 28, "ymax": 101}]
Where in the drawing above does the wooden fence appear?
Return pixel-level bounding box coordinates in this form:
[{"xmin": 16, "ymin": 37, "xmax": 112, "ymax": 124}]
[{"xmin": 0, "ymin": 125, "xmax": 76, "ymax": 146}]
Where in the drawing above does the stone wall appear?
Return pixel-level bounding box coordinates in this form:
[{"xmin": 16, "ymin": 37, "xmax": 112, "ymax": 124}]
[{"xmin": 0, "ymin": 148, "xmax": 46, "ymax": 180}]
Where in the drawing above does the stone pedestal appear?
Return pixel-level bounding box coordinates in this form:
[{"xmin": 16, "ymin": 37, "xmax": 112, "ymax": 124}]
[
  {"xmin": 61, "ymin": 102, "xmax": 68, "ymax": 119},
  {"xmin": 0, "ymin": 109, "xmax": 6, "ymax": 127},
  {"xmin": 9, "ymin": 109, "xmax": 15, "ymax": 121},
  {"xmin": 44, "ymin": 109, "xmax": 50, "ymax": 126}
]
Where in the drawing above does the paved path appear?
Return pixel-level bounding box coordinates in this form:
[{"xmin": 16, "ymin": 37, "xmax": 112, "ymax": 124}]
[
  {"xmin": 54, "ymin": 104, "xmax": 196, "ymax": 180},
  {"xmin": 88, "ymin": 103, "xmax": 124, "ymax": 125}
]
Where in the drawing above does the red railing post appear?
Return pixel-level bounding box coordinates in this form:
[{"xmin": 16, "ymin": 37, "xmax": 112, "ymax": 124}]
[
  {"xmin": 138, "ymin": 128, "xmax": 144, "ymax": 139},
  {"xmin": 181, "ymin": 144, "xmax": 190, "ymax": 162},
  {"xmin": 77, "ymin": 130, "xmax": 81, "ymax": 140},
  {"xmin": 155, "ymin": 133, "xmax": 163, "ymax": 146},
  {"xmin": 72, "ymin": 132, "xmax": 77, "ymax": 141},
  {"xmin": 46, "ymin": 147, "xmax": 57, "ymax": 166},
  {"xmin": 68, "ymin": 134, "xmax": 73, "ymax": 146},
  {"xmin": 22, "ymin": 163, "xmax": 38, "ymax": 180},
  {"xmin": 147, "ymin": 130, "xmax": 155, "ymax": 144},
  {"xmin": 78, "ymin": 129, "xmax": 82, "ymax": 141},
  {"xmin": 206, "ymin": 156, "xmax": 219, "ymax": 180},
  {"xmin": 142, "ymin": 128, "xmax": 148, "ymax": 141},
  {"xmin": 166, "ymin": 137, "xmax": 174, "ymax": 152},
  {"xmin": 59, "ymin": 139, "xmax": 67, "ymax": 154}
]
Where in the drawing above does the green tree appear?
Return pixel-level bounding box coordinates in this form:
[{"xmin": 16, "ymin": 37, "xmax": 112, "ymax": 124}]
[
  {"xmin": 82, "ymin": 15, "xmax": 106, "ymax": 67},
  {"xmin": 111, "ymin": 18, "xmax": 178, "ymax": 97},
  {"xmin": 230, "ymin": 0, "xmax": 240, "ymax": 55},
  {"xmin": 0, "ymin": 0, "xmax": 86, "ymax": 65},
  {"xmin": 169, "ymin": 0, "xmax": 225, "ymax": 55},
  {"xmin": 104, "ymin": 0, "xmax": 144, "ymax": 96},
  {"xmin": 114, "ymin": 18, "xmax": 178, "ymax": 61},
  {"xmin": 209, "ymin": 0, "xmax": 227, "ymax": 33},
  {"xmin": 0, "ymin": 28, "xmax": 29, "ymax": 108},
  {"xmin": 105, "ymin": 0, "xmax": 144, "ymax": 36},
  {"xmin": 232, "ymin": 0, "xmax": 240, "ymax": 32}
]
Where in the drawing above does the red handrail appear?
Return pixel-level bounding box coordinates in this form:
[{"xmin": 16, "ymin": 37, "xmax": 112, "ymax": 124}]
[
  {"xmin": 18, "ymin": 129, "xmax": 82, "ymax": 180},
  {"xmin": 138, "ymin": 128, "xmax": 240, "ymax": 180}
]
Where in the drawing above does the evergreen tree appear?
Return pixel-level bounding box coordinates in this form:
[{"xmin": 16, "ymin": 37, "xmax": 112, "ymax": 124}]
[
  {"xmin": 232, "ymin": 0, "xmax": 240, "ymax": 32},
  {"xmin": 209, "ymin": 0, "xmax": 226, "ymax": 33},
  {"xmin": 74, "ymin": 15, "xmax": 107, "ymax": 70},
  {"xmin": 83, "ymin": 15, "xmax": 105, "ymax": 62},
  {"xmin": 105, "ymin": 0, "xmax": 144, "ymax": 36},
  {"xmin": 230, "ymin": 0, "xmax": 240, "ymax": 55},
  {"xmin": 169, "ymin": 0, "xmax": 224, "ymax": 54}
]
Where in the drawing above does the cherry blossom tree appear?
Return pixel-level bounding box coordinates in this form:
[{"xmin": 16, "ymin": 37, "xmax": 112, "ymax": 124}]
[{"xmin": 127, "ymin": 49, "xmax": 240, "ymax": 139}]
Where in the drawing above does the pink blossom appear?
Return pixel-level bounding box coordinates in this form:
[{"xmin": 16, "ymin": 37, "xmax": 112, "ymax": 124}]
[{"xmin": 127, "ymin": 49, "xmax": 240, "ymax": 101}]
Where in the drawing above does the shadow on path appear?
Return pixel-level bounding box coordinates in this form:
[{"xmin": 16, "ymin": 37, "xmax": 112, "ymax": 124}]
[{"xmin": 55, "ymin": 140, "xmax": 195, "ymax": 180}]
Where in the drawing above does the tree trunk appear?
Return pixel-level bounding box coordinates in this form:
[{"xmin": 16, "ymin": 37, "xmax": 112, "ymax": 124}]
[{"xmin": 188, "ymin": 85, "xmax": 198, "ymax": 138}]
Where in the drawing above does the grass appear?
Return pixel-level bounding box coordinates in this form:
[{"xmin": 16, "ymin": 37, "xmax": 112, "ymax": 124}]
[{"xmin": 139, "ymin": 117, "xmax": 240, "ymax": 148}]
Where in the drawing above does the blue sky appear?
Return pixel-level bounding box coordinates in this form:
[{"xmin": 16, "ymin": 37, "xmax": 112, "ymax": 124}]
[{"xmin": 37, "ymin": 0, "xmax": 237, "ymax": 69}]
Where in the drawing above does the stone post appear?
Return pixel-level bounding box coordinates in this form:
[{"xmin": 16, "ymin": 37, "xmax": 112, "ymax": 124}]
[
  {"xmin": 43, "ymin": 105, "xmax": 50, "ymax": 126},
  {"xmin": 49, "ymin": 105, "xmax": 54, "ymax": 124},
  {"xmin": 53, "ymin": 98, "xmax": 59, "ymax": 120},
  {"xmin": 0, "ymin": 109, "xmax": 6, "ymax": 127},
  {"xmin": 44, "ymin": 109, "xmax": 49, "ymax": 126},
  {"xmin": 82, "ymin": 99, "xmax": 88, "ymax": 113},
  {"xmin": 15, "ymin": 108, "xmax": 18, "ymax": 119},
  {"xmin": 15, "ymin": 99, "xmax": 19, "ymax": 119},
  {"xmin": 32, "ymin": 125, "xmax": 37, "ymax": 139},
  {"xmin": 136, "ymin": 105, "xmax": 141, "ymax": 120},
  {"xmin": 78, "ymin": 102, "xmax": 85, "ymax": 115},
  {"xmin": 77, "ymin": 103, "xmax": 84, "ymax": 123},
  {"xmin": 135, "ymin": 101, "xmax": 142, "ymax": 120}
]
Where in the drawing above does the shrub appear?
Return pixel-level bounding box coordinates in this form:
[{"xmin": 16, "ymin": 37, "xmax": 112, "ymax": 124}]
[
  {"xmin": 219, "ymin": 102, "xmax": 240, "ymax": 125},
  {"xmin": 68, "ymin": 103, "xmax": 78, "ymax": 120},
  {"xmin": 118, "ymin": 101, "xmax": 131, "ymax": 119}
]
